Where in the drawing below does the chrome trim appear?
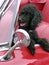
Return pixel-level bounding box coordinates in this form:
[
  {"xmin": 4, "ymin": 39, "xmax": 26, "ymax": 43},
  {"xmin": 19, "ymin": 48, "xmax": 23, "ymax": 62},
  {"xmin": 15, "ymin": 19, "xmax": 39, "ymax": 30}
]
[
  {"xmin": 0, "ymin": 42, "xmax": 8, "ymax": 46},
  {"xmin": 0, "ymin": 42, "xmax": 9, "ymax": 51},
  {"xmin": 0, "ymin": 0, "xmax": 14, "ymax": 18},
  {"xmin": 2, "ymin": 0, "xmax": 14, "ymax": 17},
  {"xmin": 0, "ymin": 0, "xmax": 9, "ymax": 16},
  {"xmin": 0, "ymin": 0, "xmax": 5, "ymax": 7},
  {"xmin": 8, "ymin": 0, "xmax": 21, "ymax": 47},
  {"xmin": 0, "ymin": 55, "xmax": 13, "ymax": 62},
  {"xmin": 16, "ymin": 29, "xmax": 30, "ymax": 47}
]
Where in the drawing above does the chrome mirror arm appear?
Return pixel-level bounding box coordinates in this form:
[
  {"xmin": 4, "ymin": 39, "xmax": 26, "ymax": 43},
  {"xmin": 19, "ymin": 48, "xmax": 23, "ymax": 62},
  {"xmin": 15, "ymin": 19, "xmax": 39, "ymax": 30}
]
[{"xmin": 0, "ymin": 40, "xmax": 21, "ymax": 61}]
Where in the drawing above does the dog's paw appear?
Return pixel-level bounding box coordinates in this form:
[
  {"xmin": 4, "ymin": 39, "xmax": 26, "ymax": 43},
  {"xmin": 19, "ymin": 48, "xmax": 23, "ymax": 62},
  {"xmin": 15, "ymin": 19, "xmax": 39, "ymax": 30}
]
[{"xmin": 30, "ymin": 47, "xmax": 35, "ymax": 55}]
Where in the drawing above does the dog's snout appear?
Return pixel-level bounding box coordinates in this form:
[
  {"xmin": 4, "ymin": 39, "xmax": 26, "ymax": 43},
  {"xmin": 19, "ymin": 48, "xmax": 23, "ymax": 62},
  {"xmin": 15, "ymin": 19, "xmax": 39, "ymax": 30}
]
[
  {"xmin": 18, "ymin": 17, "xmax": 22, "ymax": 22},
  {"xmin": 19, "ymin": 17, "xmax": 25, "ymax": 22}
]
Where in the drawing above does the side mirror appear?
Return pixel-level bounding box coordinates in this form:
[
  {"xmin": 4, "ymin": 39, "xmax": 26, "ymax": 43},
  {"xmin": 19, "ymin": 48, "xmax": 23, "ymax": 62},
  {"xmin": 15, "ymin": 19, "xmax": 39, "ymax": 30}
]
[{"xmin": 0, "ymin": 29, "xmax": 30, "ymax": 62}]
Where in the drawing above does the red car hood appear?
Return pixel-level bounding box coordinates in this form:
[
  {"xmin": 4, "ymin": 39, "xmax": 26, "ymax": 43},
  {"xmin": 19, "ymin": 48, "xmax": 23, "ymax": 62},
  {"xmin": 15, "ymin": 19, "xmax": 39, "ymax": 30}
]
[
  {"xmin": 0, "ymin": 45, "xmax": 49, "ymax": 65},
  {"xmin": 0, "ymin": 0, "xmax": 49, "ymax": 65}
]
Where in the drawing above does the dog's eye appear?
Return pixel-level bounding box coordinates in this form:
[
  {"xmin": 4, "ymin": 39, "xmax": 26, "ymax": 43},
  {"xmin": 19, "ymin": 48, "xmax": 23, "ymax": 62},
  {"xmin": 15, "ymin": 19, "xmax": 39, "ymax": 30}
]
[
  {"xmin": 21, "ymin": 12, "xmax": 24, "ymax": 14},
  {"xmin": 25, "ymin": 12, "xmax": 28, "ymax": 15},
  {"xmin": 21, "ymin": 12, "xmax": 28, "ymax": 16}
]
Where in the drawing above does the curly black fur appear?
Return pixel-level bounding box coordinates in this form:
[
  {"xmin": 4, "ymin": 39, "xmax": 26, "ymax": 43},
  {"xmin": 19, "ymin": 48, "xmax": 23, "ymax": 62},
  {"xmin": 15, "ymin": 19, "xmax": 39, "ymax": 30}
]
[{"xmin": 18, "ymin": 4, "xmax": 49, "ymax": 55}]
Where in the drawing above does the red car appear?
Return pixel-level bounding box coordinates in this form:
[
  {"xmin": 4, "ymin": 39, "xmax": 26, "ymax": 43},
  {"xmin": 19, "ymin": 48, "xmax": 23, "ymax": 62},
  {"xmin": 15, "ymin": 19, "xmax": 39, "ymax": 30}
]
[{"xmin": 0, "ymin": 0, "xmax": 49, "ymax": 65}]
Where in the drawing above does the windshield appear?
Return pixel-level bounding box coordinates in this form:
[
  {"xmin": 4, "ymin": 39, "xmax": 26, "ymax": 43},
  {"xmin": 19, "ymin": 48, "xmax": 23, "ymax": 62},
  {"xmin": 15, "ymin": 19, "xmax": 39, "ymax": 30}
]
[{"xmin": 0, "ymin": 0, "xmax": 21, "ymax": 45}]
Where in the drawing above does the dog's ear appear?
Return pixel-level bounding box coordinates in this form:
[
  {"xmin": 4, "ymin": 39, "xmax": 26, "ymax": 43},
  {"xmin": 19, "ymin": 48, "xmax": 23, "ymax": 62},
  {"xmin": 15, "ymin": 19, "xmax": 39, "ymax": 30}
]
[{"xmin": 30, "ymin": 10, "xmax": 43, "ymax": 29}]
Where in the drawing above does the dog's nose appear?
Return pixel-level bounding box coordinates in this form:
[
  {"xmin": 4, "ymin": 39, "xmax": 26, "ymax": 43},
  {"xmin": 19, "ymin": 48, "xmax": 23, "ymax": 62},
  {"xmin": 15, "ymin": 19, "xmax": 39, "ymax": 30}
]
[
  {"xmin": 19, "ymin": 17, "xmax": 25, "ymax": 23},
  {"xmin": 18, "ymin": 17, "xmax": 24, "ymax": 23},
  {"xmin": 18, "ymin": 17, "xmax": 22, "ymax": 22}
]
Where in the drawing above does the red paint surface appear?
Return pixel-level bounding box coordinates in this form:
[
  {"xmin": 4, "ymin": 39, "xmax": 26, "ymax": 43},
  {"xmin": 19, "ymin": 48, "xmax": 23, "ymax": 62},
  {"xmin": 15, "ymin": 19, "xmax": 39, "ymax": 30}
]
[
  {"xmin": 29, "ymin": 0, "xmax": 46, "ymax": 10},
  {"xmin": 0, "ymin": 0, "xmax": 49, "ymax": 65},
  {"xmin": 0, "ymin": 45, "xmax": 49, "ymax": 65},
  {"xmin": 42, "ymin": 0, "xmax": 49, "ymax": 22}
]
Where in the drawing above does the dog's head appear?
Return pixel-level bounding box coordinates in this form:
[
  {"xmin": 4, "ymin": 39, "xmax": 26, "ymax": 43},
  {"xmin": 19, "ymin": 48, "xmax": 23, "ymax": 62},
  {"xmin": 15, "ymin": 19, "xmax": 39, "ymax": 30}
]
[{"xmin": 18, "ymin": 4, "xmax": 43, "ymax": 29}]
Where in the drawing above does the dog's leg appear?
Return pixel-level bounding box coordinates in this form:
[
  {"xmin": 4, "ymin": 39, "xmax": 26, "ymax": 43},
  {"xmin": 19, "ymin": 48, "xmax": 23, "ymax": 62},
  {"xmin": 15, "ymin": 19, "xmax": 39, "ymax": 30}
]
[
  {"xmin": 37, "ymin": 38, "xmax": 49, "ymax": 52},
  {"xmin": 28, "ymin": 39, "xmax": 35, "ymax": 55},
  {"xmin": 27, "ymin": 30, "xmax": 36, "ymax": 55},
  {"xmin": 29, "ymin": 30, "xmax": 49, "ymax": 52}
]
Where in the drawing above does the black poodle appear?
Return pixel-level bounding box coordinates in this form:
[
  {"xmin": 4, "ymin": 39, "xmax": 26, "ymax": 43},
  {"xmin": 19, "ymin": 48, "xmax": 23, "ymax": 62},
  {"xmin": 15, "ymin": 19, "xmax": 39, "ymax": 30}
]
[{"xmin": 18, "ymin": 4, "xmax": 49, "ymax": 55}]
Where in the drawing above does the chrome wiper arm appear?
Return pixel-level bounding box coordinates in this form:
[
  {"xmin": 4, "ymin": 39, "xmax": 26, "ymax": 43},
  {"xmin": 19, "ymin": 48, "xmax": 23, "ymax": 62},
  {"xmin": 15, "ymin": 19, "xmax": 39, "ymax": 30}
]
[
  {"xmin": 0, "ymin": 0, "xmax": 5, "ymax": 8},
  {"xmin": 0, "ymin": 0, "xmax": 9, "ymax": 17},
  {"xmin": 0, "ymin": 0, "xmax": 14, "ymax": 19}
]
